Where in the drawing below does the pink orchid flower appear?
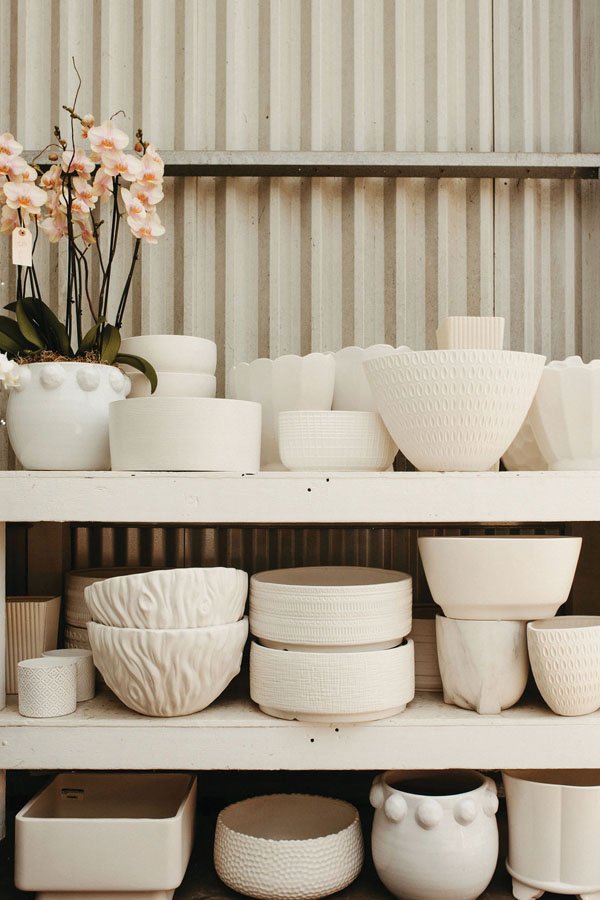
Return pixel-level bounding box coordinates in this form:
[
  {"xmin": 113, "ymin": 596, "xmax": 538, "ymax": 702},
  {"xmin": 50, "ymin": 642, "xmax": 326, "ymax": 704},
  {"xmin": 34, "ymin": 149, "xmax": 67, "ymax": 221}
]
[
  {"xmin": 20, "ymin": 164, "xmax": 39, "ymax": 182},
  {"xmin": 121, "ymin": 187, "xmax": 146, "ymax": 222},
  {"xmin": 0, "ymin": 153, "xmax": 28, "ymax": 178},
  {"xmin": 40, "ymin": 165, "xmax": 62, "ymax": 191},
  {"xmin": 0, "ymin": 204, "xmax": 20, "ymax": 233},
  {"xmin": 101, "ymin": 150, "xmax": 142, "ymax": 182},
  {"xmin": 39, "ymin": 209, "xmax": 68, "ymax": 243},
  {"xmin": 131, "ymin": 181, "xmax": 164, "ymax": 208},
  {"xmin": 88, "ymin": 120, "xmax": 129, "ymax": 155},
  {"xmin": 143, "ymin": 144, "xmax": 164, "ymax": 169},
  {"xmin": 138, "ymin": 154, "xmax": 164, "ymax": 188},
  {"xmin": 61, "ymin": 148, "xmax": 95, "ymax": 176},
  {"xmin": 92, "ymin": 167, "xmax": 113, "ymax": 201},
  {"xmin": 3, "ymin": 181, "xmax": 48, "ymax": 219},
  {"xmin": 77, "ymin": 217, "xmax": 96, "ymax": 245},
  {"xmin": 127, "ymin": 209, "xmax": 165, "ymax": 244},
  {"xmin": 73, "ymin": 176, "xmax": 98, "ymax": 210},
  {"xmin": 0, "ymin": 132, "xmax": 23, "ymax": 157}
]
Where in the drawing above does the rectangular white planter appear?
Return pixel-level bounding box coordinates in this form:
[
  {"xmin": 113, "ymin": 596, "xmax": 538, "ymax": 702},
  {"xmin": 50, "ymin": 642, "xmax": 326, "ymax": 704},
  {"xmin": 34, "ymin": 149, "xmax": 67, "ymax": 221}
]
[
  {"xmin": 15, "ymin": 773, "xmax": 197, "ymax": 896},
  {"xmin": 6, "ymin": 596, "xmax": 61, "ymax": 695}
]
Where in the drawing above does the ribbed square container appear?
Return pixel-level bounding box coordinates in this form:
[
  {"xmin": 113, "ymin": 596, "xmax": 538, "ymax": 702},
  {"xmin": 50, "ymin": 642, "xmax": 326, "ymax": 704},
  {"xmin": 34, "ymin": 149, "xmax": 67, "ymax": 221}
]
[{"xmin": 6, "ymin": 596, "xmax": 61, "ymax": 695}]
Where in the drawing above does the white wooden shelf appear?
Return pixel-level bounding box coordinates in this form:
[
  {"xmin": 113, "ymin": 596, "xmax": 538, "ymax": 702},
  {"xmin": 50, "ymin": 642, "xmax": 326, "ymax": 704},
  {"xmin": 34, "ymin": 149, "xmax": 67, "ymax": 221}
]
[{"xmin": 1, "ymin": 470, "xmax": 600, "ymax": 524}]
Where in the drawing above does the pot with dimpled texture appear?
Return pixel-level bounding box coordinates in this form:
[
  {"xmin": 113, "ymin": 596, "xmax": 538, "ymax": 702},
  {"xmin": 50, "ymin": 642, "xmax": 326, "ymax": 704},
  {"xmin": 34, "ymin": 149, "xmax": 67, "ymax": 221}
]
[{"xmin": 527, "ymin": 616, "xmax": 600, "ymax": 716}]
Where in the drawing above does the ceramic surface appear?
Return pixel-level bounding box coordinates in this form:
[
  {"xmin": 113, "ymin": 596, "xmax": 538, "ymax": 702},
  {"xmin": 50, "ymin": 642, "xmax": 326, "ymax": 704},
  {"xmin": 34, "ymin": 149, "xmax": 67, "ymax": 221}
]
[
  {"xmin": 64, "ymin": 624, "xmax": 92, "ymax": 651},
  {"xmin": 127, "ymin": 371, "xmax": 216, "ymax": 399},
  {"xmin": 371, "ymin": 769, "xmax": 499, "ymax": 900},
  {"xmin": 88, "ymin": 618, "xmax": 248, "ymax": 717},
  {"xmin": 6, "ymin": 595, "xmax": 61, "ymax": 695},
  {"xmin": 120, "ymin": 334, "xmax": 217, "ymax": 374},
  {"xmin": 527, "ymin": 617, "xmax": 600, "ymax": 716},
  {"xmin": 331, "ymin": 345, "xmax": 409, "ymax": 411},
  {"xmin": 18, "ymin": 657, "xmax": 77, "ymax": 718},
  {"xmin": 109, "ymin": 397, "xmax": 261, "ymax": 472},
  {"xmin": 503, "ymin": 769, "xmax": 600, "ymax": 897},
  {"xmin": 250, "ymin": 566, "xmax": 412, "ymax": 650},
  {"xmin": 363, "ymin": 349, "xmax": 545, "ymax": 471},
  {"xmin": 228, "ymin": 353, "xmax": 335, "ymax": 470},
  {"xmin": 502, "ymin": 421, "xmax": 548, "ymax": 471},
  {"xmin": 86, "ymin": 567, "xmax": 248, "ymax": 630},
  {"xmin": 418, "ymin": 535, "xmax": 582, "ymax": 620},
  {"xmin": 15, "ymin": 772, "xmax": 196, "ymax": 892},
  {"xmin": 278, "ymin": 410, "xmax": 397, "ymax": 472},
  {"xmin": 6, "ymin": 362, "xmax": 130, "ymax": 470},
  {"xmin": 436, "ymin": 316, "xmax": 505, "ymax": 350},
  {"xmin": 409, "ymin": 618, "xmax": 442, "ymax": 692},
  {"xmin": 436, "ymin": 617, "xmax": 528, "ymax": 715},
  {"xmin": 214, "ymin": 793, "xmax": 364, "ymax": 899},
  {"xmin": 250, "ymin": 640, "xmax": 414, "ymax": 723},
  {"xmin": 43, "ymin": 649, "xmax": 95, "ymax": 702},
  {"xmin": 65, "ymin": 568, "xmax": 152, "ymax": 628}
]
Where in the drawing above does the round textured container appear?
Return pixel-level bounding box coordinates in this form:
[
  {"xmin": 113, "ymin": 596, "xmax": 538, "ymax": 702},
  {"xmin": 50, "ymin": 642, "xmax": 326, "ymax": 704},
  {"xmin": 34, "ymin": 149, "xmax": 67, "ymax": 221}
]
[
  {"xmin": 64, "ymin": 624, "xmax": 91, "ymax": 651},
  {"xmin": 250, "ymin": 639, "xmax": 414, "ymax": 723},
  {"xmin": 250, "ymin": 566, "xmax": 412, "ymax": 651},
  {"xmin": 18, "ymin": 657, "xmax": 77, "ymax": 718},
  {"xmin": 43, "ymin": 649, "xmax": 95, "ymax": 702},
  {"xmin": 214, "ymin": 794, "xmax": 364, "ymax": 899},
  {"xmin": 435, "ymin": 316, "xmax": 505, "ymax": 351},
  {"xmin": 127, "ymin": 370, "xmax": 216, "ymax": 399},
  {"xmin": 278, "ymin": 410, "xmax": 397, "ymax": 472},
  {"xmin": 119, "ymin": 334, "xmax": 217, "ymax": 375},
  {"xmin": 527, "ymin": 616, "xmax": 600, "ymax": 716},
  {"xmin": 65, "ymin": 568, "xmax": 152, "ymax": 628}
]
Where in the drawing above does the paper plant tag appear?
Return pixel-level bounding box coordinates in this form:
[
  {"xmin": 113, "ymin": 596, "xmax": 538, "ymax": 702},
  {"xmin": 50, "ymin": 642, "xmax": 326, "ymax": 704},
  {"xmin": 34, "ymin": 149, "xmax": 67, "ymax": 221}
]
[{"xmin": 12, "ymin": 227, "xmax": 32, "ymax": 267}]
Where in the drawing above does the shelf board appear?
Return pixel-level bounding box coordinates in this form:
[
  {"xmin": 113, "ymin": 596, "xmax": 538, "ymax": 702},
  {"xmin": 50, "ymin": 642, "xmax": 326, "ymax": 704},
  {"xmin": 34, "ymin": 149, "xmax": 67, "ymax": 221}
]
[{"xmin": 0, "ymin": 470, "xmax": 599, "ymax": 525}]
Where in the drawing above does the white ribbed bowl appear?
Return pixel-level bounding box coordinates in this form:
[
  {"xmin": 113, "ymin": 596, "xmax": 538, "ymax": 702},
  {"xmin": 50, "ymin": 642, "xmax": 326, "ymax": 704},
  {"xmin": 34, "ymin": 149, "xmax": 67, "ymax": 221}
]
[
  {"xmin": 250, "ymin": 566, "xmax": 412, "ymax": 650},
  {"xmin": 528, "ymin": 617, "xmax": 600, "ymax": 716},
  {"xmin": 331, "ymin": 345, "xmax": 410, "ymax": 411},
  {"xmin": 85, "ymin": 567, "xmax": 247, "ymax": 629},
  {"xmin": 436, "ymin": 316, "xmax": 505, "ymax": 350},
  {"xmin": 250, "ymin": 640, "xmax": 414, "ymax": 723},
  {"xmin": 278, "ymin": 411, "xmax": 397, "ymax": 472},
  {"xmin": 127, "ymin": 371, "xmax": 216, "ymax": 399},
  {"xmin": 215, "ymin": 793, "xmax": 364, "ymax": 900},
  {"xmin": 364, "ymin": 349, "xmax": 545, "ymax": 471},
  {"xmin": 66, "ymin": 568, "xmax": 152, "ymax": 628},
  {"xmin": 119, "ymin": 334, "xmax": 217, "ymax": 375},
  {"xmin": 88, "ymin": 618, "xmax": 248, "ymax": 717}
]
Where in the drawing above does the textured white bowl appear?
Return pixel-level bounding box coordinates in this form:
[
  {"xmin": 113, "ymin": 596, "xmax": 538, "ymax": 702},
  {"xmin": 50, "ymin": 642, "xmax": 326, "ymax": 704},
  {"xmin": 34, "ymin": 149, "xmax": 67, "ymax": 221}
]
[
  {"xmin": 527, "ymin": 356, "xmax": 600, "ymax": 470},
  {"xmin": 364, "ymin": 349, "xmax": 545, "ymax": 471},
  {"xmin": 215, "ymin": 793, "xmax": 364, "ymax": 900},
  {"xmin": 250, "ymin": 639, "xmax": 414, "ymax": 723},
  {"xmin": 418, "ymin": 535, "xmax": 582, "ymax": 620},
  {"xmin": 409, "ymin": 618, "xmax": 442, "ymax": 692},
  {"xmin": 85, "ymin": 567, "xmax": 248, "ymax": 630},
  {"xmin": 88, "ymin": 617, "xmax": 248, "ymax": 717},
  {"xmin": 119, "ymin": 334, "xmax": 217, "ymax": 375},
  {"xmin": 42, "ymin": 649, "xmax": 95, "ymax": 702},
  {"xmin": 228, "ymin": 353, "xmax": 335, "ymax": 470},
  {"xmin": 6, "ymin": 596, "xmax": 61, "ymax": 695},
  {"xmin": 278, "ymin": 410, "xmax": 397, "ymax": 472},
  {"xmin": 436, "ymin": 316, "xmax": 505, "ymax": 350},
  {"xmin": 109, "ymin": 397, "xmax": 261, "ymax": 472},
  {"xmin": 66, "ymin": 568, "xmax": 153, "ymax": 628},
  {"xmin": 250, "ymin": 566, "xmax": 412, "ymax": 650},
  {"xmin": 64, "ymin": 623, "xmax": 91, "ymax": 651},
  {"xmin": 502, "ymin": 421, "xmax": 548, "ymax": 471},
  {"xmin": 527, "ymin": 616, "xmax": 600, "ymax": 716},
  {"xmin": 18, "ymin": 657, "xmax": 77, "ymax": 718},
  {"xmin": 127, "ymin": 370, "xmax": 216, "ymax": 399},
  {"xmin": 331, "ymin": 345, "xmax": 410, "ymax": 411}
]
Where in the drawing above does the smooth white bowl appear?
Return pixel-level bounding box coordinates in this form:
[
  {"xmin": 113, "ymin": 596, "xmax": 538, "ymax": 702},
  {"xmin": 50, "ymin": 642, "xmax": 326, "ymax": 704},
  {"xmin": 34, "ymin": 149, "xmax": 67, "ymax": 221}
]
[
  {"xmin": 418, "ymin": 535, "xmax": 582, "ymax": 620},
  {"xmin": 502, "ymin": 421, "xmax": 548, "ymax": 471},
  {"xmin": 527, "ymin": 616, "xmax": 600, "ymax": 716},
  {"xmin": 66, "ymin": 568, "xmax": 153, "ymax": 628},
  {"xmin": 364, "ymin": 349, "xmax": 545, "ymax": 471},
  {"xmin": 250, "ymin": 639, "xmax": 414, "ymax": 723},
  {"xmin": 436, "ymin": 316, "xmax": 505, "ymax": 350},
  {"xmin": 214, "ymin": 794, "xmax": 364, "ymax": 899},
  {"xmin": 331, "ymin": 345, "xmax": 410, "ymax": 411},
  {"xmin": 109, "ymin": 397, "xmax": 261, "ymax": 472},
  {"xmin": 278, "ymin": 410, "xmax": 397, "ymax": 472},
  {"xmin": 228, "ymin": 353, "xmax": 335, "ymax": 470},
  {"xmin": 88, "ymin": 617, "xmax": 248, "ymax": 717},
  {"xmin": 119, "ymin": 334, "xmax": 217, "ymax": 375},
  {"xmin": 85, "ymin": 567, "xmax": 248, "ymax": 630},
  {"xmin": 127, "ymin": 371, "xmax": 216, "ymax": 399},
  {"xmin": 250, "ymin": 566, "xmax": 412, "ymax": 650}
]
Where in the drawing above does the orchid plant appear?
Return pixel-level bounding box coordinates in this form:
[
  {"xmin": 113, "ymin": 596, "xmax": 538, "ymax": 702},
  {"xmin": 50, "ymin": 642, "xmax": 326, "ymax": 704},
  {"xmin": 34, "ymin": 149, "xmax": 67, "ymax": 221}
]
[{"xmin": 0, "ymin": 70, "xmax": 163, "ymax": 390}]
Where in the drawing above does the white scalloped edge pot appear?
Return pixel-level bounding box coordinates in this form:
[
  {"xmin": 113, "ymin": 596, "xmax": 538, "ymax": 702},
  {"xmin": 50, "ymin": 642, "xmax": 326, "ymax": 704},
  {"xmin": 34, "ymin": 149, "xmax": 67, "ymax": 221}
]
[
  {"xmin": 6, "ymin": 362, "xmax": 131, "ymax": 471},
  {"xmin": 214, "ymin": 793, "xmax": 364, "ymax": 899},
  {"xmin": 370, "ymin": 770, "xmax": 499, "ymax": 900}
]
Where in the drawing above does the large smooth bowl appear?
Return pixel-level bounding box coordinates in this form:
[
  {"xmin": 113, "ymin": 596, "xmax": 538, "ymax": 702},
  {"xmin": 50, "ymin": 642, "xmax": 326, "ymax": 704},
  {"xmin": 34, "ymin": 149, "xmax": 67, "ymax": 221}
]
[
  {"xmin": 279, "ymin": 410, "xmax": 397, "ymax": 472},
  {"xmin": 88, "ymin": 618, "xmax": 248, "ymax": 717},
  {"xmin": 528, "ymin": 616, "xmax": 600, "ymax": 716},
  {"xmin": 364, "ymin": 349, "xmax": 545, "ymax": 471},
  {"xmin": 214, "ymin": 793, "xmax": 364, "ymax": 899},
  {"xmin": 331, "ymin": 345, "xmax": 409, "ymax": 411},
  {"xmin": 418, "ymin": 535, "xmax": 582, "ymax": 620},
  {"xmin": 128, "ymin": 371, "xmax": 216, "ymax": 399},
  {"xmin": 119, "ymin": 334, "xmax": 217, "ymax": 375},
  {"xmin": 85, "ymin": 567, "xmax": 248, "ymax": 629}
]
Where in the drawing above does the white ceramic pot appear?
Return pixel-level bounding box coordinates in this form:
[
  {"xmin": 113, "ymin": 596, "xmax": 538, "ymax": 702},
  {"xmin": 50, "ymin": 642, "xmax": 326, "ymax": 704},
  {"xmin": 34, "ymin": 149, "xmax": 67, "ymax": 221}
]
[
  {"xmin": 65, "ymin": 568, "xmax": 153, "ymax": 628},
  {"xmin": 127, "ymin": 370, "xmax": 216, "ymax": 399},
  {"xmin": 250, "ymin": 639, "xmax": 414, "ymax": 723},
  {"xmin": 278, "ymin": 410, "xmax": 397, "ymax": 472},
  {"xmin": 228, "ymin": 353, "xmax": 335, "ymax": 470},
  {"xmin": 409, "ymin": 618, "xmax": 442, "ymax": 692},
  {"xmin": 109, "ymin": 397, "xmax": 261, "ymax": 472},
  {"xmin": 436, "ymin": 316, "xmax": 505, "ymax": 350},
  {"xmin": 6, "ymin": 362, "xmax": 130, "ymax": 470},
  {"xmin": 527, "ymin": 616, "xmax": 600, "ymax": 716},
  {"xmin": 214, "ymin": 794, "xmax": 364, "ymax": 899},
  {"xmin": 6, "ymin": 595, "xmax": 61, "ymax": 695},
  {"xmin": 363, "ymin": 349, "xmax": 545, "ymax": 471},
  {"xmin": 502, "ymin": 421, "xmax": 548, "ymax": 471},
  {"xmin": 88, "ymin": 617, "xmax": 248, "ymax": 717},
  {"xmin": 418, "ymin": 535, "xmax": 582, "ymax": 620},
  {"xmin": 120, "ymin": 334, "xmax": 217, "ymax": 374},
  {"xmin": 370, "ymin": 770, "xmax": 499, "ymax": 900},
  {"xmin": 43, "ymin": 649, "xmax": 95, "ymax": 702},
  {"xmin": 528, "ymin": 356, "xmax": 600, "ymax": 470},
  {"xmin": 331, "ymin": 345, "xmax": 409, "ymax": 411},
  {"xmin": 436, "ymin": 616, "xmax": 528, "ymax": 715},
  {"xmin": 18, "ymin": 657, "xmax": 77, "ymax": 718},
  {"xmin": 250, "ymin": 566, "xmax": 412, "ymax": 651},
  {"xmin": 503, "ymin": 769, "xmax": 600, "ymax": 898}
]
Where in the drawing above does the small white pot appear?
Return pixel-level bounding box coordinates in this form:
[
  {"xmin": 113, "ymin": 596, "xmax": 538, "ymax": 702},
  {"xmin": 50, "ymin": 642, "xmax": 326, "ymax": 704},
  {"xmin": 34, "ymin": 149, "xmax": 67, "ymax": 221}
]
[
  {"xmin": 370, "ymin": 769, "xmax": 499, "ymax": 900},
  {"xmin": 18, "ymin": 657, "xmax": 77, "ymax": 718},
  {"xmin": 6, "ymin": 362, "xmax": 130, "ymax": 470},
  {"xmin": 6, "ymin": 595, "xmax": 61, "ymax": 695},
  {"xmin": 127, "ymin": 370, "xmax": 216, "ymax": 399},
  {"xmin": 527, "ymin": 616, "xmax": 600, "ymax": 716},
  {"xmin": 43, "ymin": 649, "xmax": 95, "ymax": 703},
  {"xmin": 331, "ymin": 345, "xmax": 409, "ymax": 411},
  {"xmin": 436, "ymin": 616, "xmax": 528, "ymax": 715},
  {"xmin": 120, "ymin": 334, "xmax": 217, "ymax": 374},
  {"xmin": 278, "ymin": 410, "xmax": 397, "ymax": 472},
  {"xmin": 436, "ymin": 316, "xmax": 505, "ymax": 350}
]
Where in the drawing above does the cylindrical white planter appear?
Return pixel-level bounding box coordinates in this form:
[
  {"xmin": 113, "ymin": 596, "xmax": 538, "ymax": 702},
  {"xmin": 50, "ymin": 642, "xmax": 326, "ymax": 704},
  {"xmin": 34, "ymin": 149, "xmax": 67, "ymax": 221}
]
[
  {"xmin": 435, "ymin": 316, "xmax": 505, "ymax": 350},
  {"xmin": 43, "ymin": 649, "xmax": 95, "ymax": 702},
  {"xmin": 18, "ymin": 658, "xmax": 77, "ymax": 718},
  {"xmin": 370, "ymin": 770, "xmax": 499, "ymax": 900}
]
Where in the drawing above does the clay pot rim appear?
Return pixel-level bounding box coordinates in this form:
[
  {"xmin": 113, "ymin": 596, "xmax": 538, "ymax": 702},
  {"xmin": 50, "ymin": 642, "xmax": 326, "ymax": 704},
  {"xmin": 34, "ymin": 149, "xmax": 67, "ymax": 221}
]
[
  {"xmin": 528, "ymin": 615, "xmax": 600, "ymax": 633},
  {"xmin": 382, "ymin": 769, "xmax": 488, "ymax": 799},
  {"xmin": 217, "ymin": 793, "xmax": 360, "ymax": 844},
  {"xmin": 504, "ymin": 769, "xmax": 600, "ymax": 789}
]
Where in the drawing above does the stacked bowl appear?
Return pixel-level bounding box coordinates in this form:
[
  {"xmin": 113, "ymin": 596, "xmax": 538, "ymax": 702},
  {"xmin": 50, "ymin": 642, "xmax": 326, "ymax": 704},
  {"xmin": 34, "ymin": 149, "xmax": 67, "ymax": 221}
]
[
  {"xmin": 64, "ymin": 567, "xmax": 151, "ymax": 651},
  {"xmin": 85, "ymin": 567, "xmax": 249, "ymax": 717},
  {"xmin": 249, "ymin": 566, "xmax": 415, "ymax": 722},
  {"xmin": 120, "ymin": 334, "xmax": 217, "ymax": 399}
]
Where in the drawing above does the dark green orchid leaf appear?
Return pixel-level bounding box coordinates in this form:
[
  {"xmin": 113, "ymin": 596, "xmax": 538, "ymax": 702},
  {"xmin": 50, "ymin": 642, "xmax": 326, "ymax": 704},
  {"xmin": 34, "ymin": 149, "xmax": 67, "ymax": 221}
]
[
  {"xmin": 115, "ymin": 352, "xmax": 158, "ymax": 394},
  {"xmin": 16, "ymin": 299, "xmax": 44, "ymax": 350},
  {"xmin": 100, "ymin": 323, "xmax": 121, "ymax": 365}
]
